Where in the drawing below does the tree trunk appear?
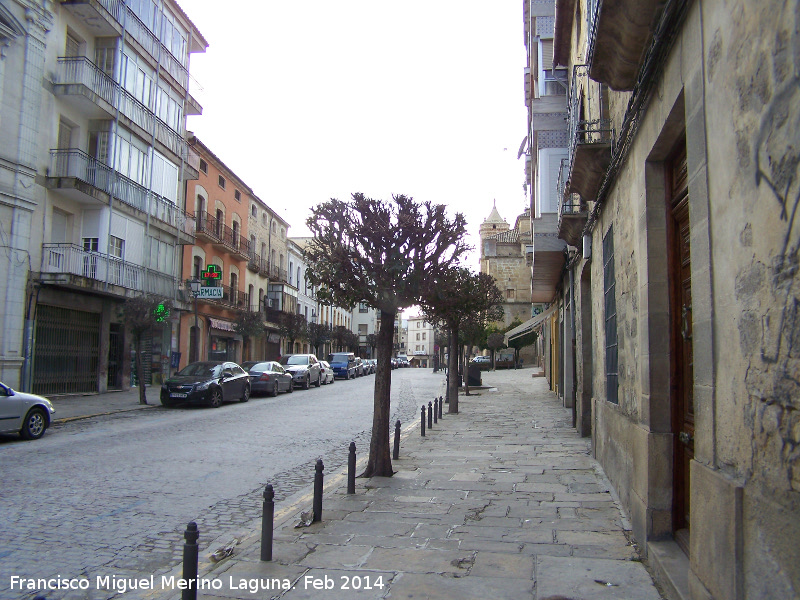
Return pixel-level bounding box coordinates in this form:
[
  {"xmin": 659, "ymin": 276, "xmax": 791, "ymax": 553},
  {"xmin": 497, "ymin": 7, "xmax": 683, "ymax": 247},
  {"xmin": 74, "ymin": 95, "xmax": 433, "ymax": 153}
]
[
  {"xmin": 361, "ymin": 309, "xmax": 395, "ymax": 477},
  {"xmin": 448, "ymin": 326, "xmax": 459, "ymax": 413},
  {"xmin": 135, "ymin": 334, "xmax": 147, "ymax": 405}
]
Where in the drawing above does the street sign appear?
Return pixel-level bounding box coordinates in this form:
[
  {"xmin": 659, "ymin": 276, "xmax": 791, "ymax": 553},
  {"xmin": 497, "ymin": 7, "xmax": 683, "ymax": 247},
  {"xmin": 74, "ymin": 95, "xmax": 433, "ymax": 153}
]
[{"xmin": 197, "ymin": 287, "xmax": 224, "ymax": 299}]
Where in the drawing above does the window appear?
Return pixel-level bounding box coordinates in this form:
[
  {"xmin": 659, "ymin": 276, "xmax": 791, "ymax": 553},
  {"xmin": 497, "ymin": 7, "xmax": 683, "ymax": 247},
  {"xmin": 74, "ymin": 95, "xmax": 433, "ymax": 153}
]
[
  {"xmin": 297, "ymin": 267, "xmax": 301, "ymax": 287},
  {"xmin": 359, "ymin": 302, "xmax": 369, "ymax": 313},
  {"xmin": 193, "ymin": 256, "xmax": 202, "ymax": 279},
  {"xmin": 416, "ymin": 333, "xmax": 420, "ymax": 341},
  {"xmin": 109, "ymin": 236, "xmax": 124, "ymax": 258},
  {"xmin": 218, "ymin": 175, "xmax": 226, "ymax": 189},
  {"xmin": 199, "ymin": 159, "xmax": 207, "ymax": 174},
  {"xmin": 271, "ymin": 221, "xmax": 277, "ymax": 234},
  {"xmin": 83, "ymin": 238, "xmax": 99, "ymax": 252},
  {"xmin": 289, "ymin": 262, "xmax": 294, "ymax": 284},
  {"xmin": 251, "ymin": 205, "xmax": 257, "ymax": 218},
  {"xmin": 234, "ymin": 189, "xmax": 241, "ymax": 202},
  {"xmin": 603, "ymin": 227, "xmax": 618, "ymax": 404},
  {"xmin": 215, "ymin": 209, "xmax": 223, "ymax": 237},
  {"xmin": 506, "ymin": 288, "xmax": 515, "ymax": 300},
  {"xmin": 262, "ymin": 213, "xmax": 267, "ymax": 226},
  {"xmin": 422, "ymin": 332, "xmax": 426, "ymax": 340},
  {"xmin": 281, "ymin": 227, "xmax": 285, "ymax": 239}
]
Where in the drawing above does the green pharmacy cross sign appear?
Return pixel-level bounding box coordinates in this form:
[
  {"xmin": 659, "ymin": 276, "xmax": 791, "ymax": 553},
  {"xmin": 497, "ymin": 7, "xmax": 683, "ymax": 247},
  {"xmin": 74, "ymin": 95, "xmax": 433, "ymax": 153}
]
[
  {"xmin": 153, "ymin": 302, "xmax": 170, "ymax": 323},
  {"xmin": 201, "ymin": 264, "xmax": 222, "ymax": 285}
]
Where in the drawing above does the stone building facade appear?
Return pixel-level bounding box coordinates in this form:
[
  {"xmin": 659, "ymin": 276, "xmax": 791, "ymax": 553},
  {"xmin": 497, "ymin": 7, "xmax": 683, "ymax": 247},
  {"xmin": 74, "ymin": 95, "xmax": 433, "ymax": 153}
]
[
  {"xmin": 547, "ymin": 0, "xmax": 800, "ymax": 597},
  {"xmin": 479, "ymin": 203, "xmax": 537, "ymax": 364}
]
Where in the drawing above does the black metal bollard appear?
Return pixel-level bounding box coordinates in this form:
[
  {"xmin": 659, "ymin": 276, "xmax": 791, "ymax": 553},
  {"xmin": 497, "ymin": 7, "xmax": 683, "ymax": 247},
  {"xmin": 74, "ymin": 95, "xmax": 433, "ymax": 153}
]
[
  {"xmin": 182, "ymin": 522, "xmax": 199, "ymax": 600},
  {"xmin": 260, "ymin": 484, "xmax": 274, "ymax": 561},
  {"xmin": 347, "ymin": 442, "xmax": 356, "ymax": 494},
  {"xmin": 393, "ymin": 420, "xmax": 401, "ymax": 460},
  {"xmin": 439, "ymin": 396, "xmax": 443, "ymax": 419},
  {"xmin": 428, "ymin": 401, "xmax": 433, "ymax": 429},
  {"xmin": 421, "ymin": 405, "xmax": 426, "ymax": 437},
  {"xmin": 433, "ymin": 397, "xmax": 438, "ymax": 424},
  {"xmin": 313, "ymin": 459, "xmax": 324, "ymax": 522}
]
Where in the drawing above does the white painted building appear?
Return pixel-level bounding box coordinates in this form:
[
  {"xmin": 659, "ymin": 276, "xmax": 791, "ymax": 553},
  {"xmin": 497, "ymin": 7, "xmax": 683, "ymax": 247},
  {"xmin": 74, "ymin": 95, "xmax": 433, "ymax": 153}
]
[{"xmin": 0, "ymin": 0, "xmax": 207, "ymax": 393}]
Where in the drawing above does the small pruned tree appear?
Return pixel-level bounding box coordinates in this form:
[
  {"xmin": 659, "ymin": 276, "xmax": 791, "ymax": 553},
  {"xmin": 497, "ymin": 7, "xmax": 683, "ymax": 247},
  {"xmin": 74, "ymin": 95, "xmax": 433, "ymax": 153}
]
[
  {"xmin": 122, "ymin": 295, "xmax": 173, "ymax": 405},
  {"xmin": 332, "ymin": 325, "xmax": 350, "ymax": 352},
  {"xmin": 279, "ymin": 312, "xmax": 307, "ymax": 355},
  {"xmin": 307, "ymin": 322, "xmax": 331, "ymax": 357},
  {"xmin": 304, "ymin": 193, "xmax": 468, "ymax": 477},
  {"xmin": 487, "ymin": 331, "xmax": 507, "ymax": 370},
  {"xmin": 421, "ymin": 269, "xmax": 503, "ymax": 412},
  {"xmin": 365, "ymin": 333, "xmax": 378, "ymax": 358},
  {"xmin": 234, "ymin": 309, "xmax": 265, "ymax": 360}
]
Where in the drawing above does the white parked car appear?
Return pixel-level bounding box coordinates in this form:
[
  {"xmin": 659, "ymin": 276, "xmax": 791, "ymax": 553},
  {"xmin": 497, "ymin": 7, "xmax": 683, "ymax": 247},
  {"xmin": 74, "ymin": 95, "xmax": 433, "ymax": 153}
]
[
  {"xmin": 0, "ymin": 382, "xmax": 56, "ymax": 440},
  {"xmin": 319, "ymin": 360, "xmax": 335, "ymax": 385}
]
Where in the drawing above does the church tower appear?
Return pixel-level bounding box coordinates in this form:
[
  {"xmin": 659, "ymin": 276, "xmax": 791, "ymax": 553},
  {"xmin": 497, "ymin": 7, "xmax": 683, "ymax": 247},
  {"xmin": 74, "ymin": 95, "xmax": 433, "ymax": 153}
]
[{"xmin": 479, "ymin": 200, "xmax": 510, "ymax": 242}]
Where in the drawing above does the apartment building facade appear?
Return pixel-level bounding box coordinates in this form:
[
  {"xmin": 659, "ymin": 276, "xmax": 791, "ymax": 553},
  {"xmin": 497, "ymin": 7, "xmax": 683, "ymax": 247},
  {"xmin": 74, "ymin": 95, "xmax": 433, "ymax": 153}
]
[
  {"xmin": 546, "ymin": 0, "xmax": 800, "ymax": 597},
  {"xmin": 407, "ymin": 315, "xmax": 434, "ymax": 368},
  {"xmin": 0, "ymin": 0, "xmax": 207, "ymax": 394}
]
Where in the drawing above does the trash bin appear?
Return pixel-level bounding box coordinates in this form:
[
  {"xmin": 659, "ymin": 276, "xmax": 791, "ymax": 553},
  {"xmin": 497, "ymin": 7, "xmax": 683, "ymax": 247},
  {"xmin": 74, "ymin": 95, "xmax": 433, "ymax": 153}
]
[{"xmin": 467, "ymin": 365, "xmax": 482, "ymax": 387}]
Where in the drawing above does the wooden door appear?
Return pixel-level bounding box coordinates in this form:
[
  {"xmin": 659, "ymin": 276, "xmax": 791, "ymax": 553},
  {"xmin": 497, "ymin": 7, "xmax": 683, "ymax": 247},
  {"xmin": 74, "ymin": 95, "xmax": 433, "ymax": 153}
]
[{"xmin": 667, "ymin": 141, "xmax": 694, "ymax": 554}]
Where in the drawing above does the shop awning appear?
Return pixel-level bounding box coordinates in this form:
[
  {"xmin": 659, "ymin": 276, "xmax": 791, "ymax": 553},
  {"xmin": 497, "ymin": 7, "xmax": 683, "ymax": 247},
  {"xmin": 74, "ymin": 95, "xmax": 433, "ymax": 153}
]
[{"xmin": 504, "ymin": 304, "xmax": 557, "ymax": 344}]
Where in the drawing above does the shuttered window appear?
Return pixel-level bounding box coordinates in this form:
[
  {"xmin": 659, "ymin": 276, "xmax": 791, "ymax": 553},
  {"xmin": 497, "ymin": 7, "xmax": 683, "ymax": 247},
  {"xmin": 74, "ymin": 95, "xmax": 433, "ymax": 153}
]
[{"xmin": 603, "ymin": 227, "xmax": 618, "ymax": 404}]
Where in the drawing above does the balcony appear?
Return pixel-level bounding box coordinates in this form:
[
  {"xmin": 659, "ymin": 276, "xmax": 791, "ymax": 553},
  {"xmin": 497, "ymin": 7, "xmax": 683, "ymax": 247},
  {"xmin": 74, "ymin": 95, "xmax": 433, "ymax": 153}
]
[
  {"xmin": 58, "ymin": 0, "xmax": 191, "ymax": 92},
  {"xmin": 52, "ymin": 57, "xmax": 192, "ymax": 167},
  {"xmin": 557, "ymin": 158, "xmax": 589, "ymax": 247},
  {"xmin": 247, "ymin": 252, "xmax": 261, "ymax": 273},
  {"xmin": 40, "ymin": 243, "xmax": 177, "ymax": 298},
  {"xmin": 565, "ymin": 65, "xmax": 613, "ymax": 204},
  {"xmin": 587, "ymin": 0, "xmax": 665, "ymax": 91},
  {"xmin": 530, "ymin": 213, "xmax": 567, "ymax": 303},
  {"xmin": 47, "ymin": 149, "xmax": 195, "ymax": 243},
  {"xmin": 192, "ymin": 213, "xmax": 251, "ymax": 259}
]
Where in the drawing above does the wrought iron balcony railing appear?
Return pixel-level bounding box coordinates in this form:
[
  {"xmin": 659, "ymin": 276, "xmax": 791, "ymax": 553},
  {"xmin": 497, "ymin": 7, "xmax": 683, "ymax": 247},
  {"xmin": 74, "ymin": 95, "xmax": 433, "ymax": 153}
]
[
  {"xmin": 48, "ymin": 149, "xmax": 195, "ymax": 237},
  {"xmin": 54, "ymin": 57, "xmax": 187, "ymax": 160},
  {"xmin": 567, "ymin": 65, "xmax": 614, "ymax": 164},
  {"xmin": 41, "ymin": 243, "xmax": 176, "ymax": 297},
  {"xmin": 91, "ymin": 0, "xmax": 190, "ymax": 91},
  {"xmin": 556, "ymin": 157, "xmax": 584, "ymax": 217},
  {"xmin": 192, "ymin": 212, "xmax": 250, "ymax": 256}
]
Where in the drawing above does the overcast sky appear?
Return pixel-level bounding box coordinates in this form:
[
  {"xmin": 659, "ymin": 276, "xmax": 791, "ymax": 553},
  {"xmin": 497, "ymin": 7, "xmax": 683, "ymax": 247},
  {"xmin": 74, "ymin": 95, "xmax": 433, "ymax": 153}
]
[{"xmin": 185, "ymin": 1, "xmax": 528, "ymax": 269}]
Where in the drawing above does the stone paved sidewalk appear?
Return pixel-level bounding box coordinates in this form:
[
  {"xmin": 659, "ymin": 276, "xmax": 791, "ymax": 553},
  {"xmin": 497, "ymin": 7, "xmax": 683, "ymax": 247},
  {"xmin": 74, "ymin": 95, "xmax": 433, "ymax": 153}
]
[{"xmin": 147, "ymin": 368, "xmax": 663, "ymax": 600}]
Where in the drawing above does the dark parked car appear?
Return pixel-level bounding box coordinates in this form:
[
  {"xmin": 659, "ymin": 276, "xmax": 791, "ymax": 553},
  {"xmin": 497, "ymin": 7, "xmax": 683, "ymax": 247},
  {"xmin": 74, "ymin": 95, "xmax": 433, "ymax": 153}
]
[
  {"xmin": 242, "ymin": 361, "xmax": 293, "ymax": 396},
  {"xmin": 328, "ymin": 352, "xmax": 357, "ymax": 379},
  {"xmin": 0, "ymin": 381, "xmax": 55, "ymax": 440},
  {"xmin": 279, "ymin": 354, "xmax": 322, "ymax": 389},
  {"xmin": 161, "ymin": 361, "xmax": 250, "ymax": 408}
]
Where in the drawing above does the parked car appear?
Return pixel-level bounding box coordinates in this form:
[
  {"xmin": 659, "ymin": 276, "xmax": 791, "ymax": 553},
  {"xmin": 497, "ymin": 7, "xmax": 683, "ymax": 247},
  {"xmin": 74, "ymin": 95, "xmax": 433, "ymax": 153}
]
[
  {"xmin": 328, "ymin": 352, "xmax": 357, "ymax": 379},
  {"xmin": 161, "ymin": 361, "xmax": 251, "ymax": 408},
  {"xmin": 242, "ymin": 361, "xmax": 293, "ymax": 397},
  {"xmin": 396, "ymin": 354, "xmax": 410, "ymax": 367},
  {"xmin": 280, "ymin": 354, "xmax": 322, "ymax": 389},
  {"xmin": 471, "ymin": 355, "xmax": 492, "ymax": 371},
  {"xmin": 363, "ymin": 359, "xmax": 377, "ymax": 374},
  {"xmin": 353, "ymin": 357, "xmax": 365, "ymax": 377},
  {"xmin": 0, "ymin": 382, "xmax": 55, "ymax": 440},
  {"xmin": 390, "ymin": 358, "xmax": 398, "ymax": 370},
  {"xmin": 319, "ymin": 360, "xmax": 335, "ymax": 385}
]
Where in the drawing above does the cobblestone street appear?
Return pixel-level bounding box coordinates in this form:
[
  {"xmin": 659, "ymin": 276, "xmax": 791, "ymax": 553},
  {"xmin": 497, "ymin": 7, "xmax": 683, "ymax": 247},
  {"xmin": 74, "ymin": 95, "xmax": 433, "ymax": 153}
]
[{"xmin": 0, "ymin": 369, "xmax": 441, "ymax": 600}]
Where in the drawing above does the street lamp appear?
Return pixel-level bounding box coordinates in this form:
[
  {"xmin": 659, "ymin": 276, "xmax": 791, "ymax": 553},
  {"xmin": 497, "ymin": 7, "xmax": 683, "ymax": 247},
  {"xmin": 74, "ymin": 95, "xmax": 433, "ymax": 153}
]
[{"xmin": 189, "ymin": 278, "xmax": 201, "ymax": 363}]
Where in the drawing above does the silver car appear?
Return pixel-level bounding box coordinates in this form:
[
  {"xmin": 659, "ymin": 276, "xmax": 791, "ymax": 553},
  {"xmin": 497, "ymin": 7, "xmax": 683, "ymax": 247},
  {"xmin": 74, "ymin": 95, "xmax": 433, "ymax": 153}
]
[{"xmin": 0, "ymin": 382, "xmax": 56, "ymax": 440}]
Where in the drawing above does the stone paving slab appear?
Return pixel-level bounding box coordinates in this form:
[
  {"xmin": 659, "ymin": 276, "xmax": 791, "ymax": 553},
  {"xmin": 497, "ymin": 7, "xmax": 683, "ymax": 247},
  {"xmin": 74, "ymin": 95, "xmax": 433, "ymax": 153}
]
[{"xmin": 140, "ymin": 368, "xmax": 662, "ymax": 600}]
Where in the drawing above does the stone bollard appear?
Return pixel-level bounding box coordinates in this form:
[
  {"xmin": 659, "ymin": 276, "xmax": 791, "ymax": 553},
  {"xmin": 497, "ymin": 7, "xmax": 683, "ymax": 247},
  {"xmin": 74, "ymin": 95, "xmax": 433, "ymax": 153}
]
[
  {"xmin": 393, "ymin": 420, "xmax": 401, "ymax": 460},
  {"xmin": 433, "ymin": 398, "xmax": 438, "ymax": 424},
  {"xmin": 347, "ymin": 442, "xmax": 356, "ymax": 494},
  {"xmin": 428, "ymin": 401, "xmax": 433, "ymax": 429},
  {"xmin": 421, "ymin": 405, "xmax": 426, "ymax": 437},
  {"xmin": 439, "ymin": 396, "xmax": 443, "ymax": 419},
  {"xmin": 182, "ymin": 522, "xmax": 199, "ymax": 600},
  {"xmin": 260, "ymin": 485, "xmax": 274, "ymax": 561},
  {"xmin": 313, "ymin": 459, "xmax": 324, "ymax": 522}
]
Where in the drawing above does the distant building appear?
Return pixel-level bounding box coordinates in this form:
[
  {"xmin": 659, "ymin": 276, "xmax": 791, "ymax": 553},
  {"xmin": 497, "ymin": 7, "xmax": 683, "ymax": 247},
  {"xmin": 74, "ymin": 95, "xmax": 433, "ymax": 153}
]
[{"xmin": 406, "ymin": 316, "xmax": 434, "ymax": 368}]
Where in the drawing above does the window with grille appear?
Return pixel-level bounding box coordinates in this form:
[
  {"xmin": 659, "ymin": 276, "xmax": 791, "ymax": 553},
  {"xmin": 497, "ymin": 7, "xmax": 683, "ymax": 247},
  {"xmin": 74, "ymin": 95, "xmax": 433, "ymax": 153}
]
[{"xmin": 603, "ymin": 227, "xmax": 618, "ymax": 404}]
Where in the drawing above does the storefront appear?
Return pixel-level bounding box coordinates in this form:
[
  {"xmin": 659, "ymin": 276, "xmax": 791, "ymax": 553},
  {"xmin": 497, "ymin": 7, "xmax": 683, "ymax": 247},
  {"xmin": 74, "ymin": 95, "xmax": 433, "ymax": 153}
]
[{"xmin": 208, "ymin": 318, "xmax": 241, "ymax": 362}]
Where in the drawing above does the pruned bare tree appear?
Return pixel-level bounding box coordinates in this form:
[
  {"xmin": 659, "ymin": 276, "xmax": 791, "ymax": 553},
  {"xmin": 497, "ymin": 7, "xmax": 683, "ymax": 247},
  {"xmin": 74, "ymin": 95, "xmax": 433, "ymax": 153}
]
[{"xmin": 304, "ymin": 193, "xmax": 468, "ymax": 477}]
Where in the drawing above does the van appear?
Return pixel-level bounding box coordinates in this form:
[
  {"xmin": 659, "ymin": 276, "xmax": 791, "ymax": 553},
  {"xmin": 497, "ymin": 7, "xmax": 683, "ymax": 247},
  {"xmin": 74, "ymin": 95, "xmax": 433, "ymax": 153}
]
[{"xmin": 327, "ymin": 352, "xmax": 357, "ymax": 379}]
